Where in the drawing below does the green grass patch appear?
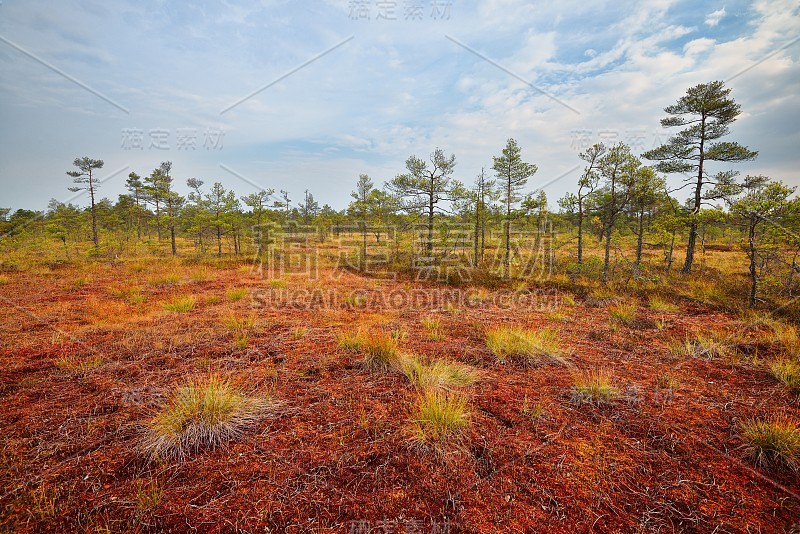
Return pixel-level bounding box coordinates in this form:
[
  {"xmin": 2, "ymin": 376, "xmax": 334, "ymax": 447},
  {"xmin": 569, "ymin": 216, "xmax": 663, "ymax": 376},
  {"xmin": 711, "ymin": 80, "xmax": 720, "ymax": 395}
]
[
  {"xmin": 163, "ymin": 296, "xmax": 196, "ymax": 313},
  {"xmin": 226, "ymin": 287, "xmax": 248, "ymax": 302}
]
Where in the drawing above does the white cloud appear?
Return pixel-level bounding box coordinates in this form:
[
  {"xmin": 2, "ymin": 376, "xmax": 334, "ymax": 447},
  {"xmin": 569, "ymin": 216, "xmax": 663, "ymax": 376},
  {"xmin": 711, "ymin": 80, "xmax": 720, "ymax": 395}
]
[
  {"xmin": 0, "ymin": 0, "xmax": 798, "ymax": 211},
  {"xmin": 705, "ymin": 7, "xmax": 727, "ymax": 27}
]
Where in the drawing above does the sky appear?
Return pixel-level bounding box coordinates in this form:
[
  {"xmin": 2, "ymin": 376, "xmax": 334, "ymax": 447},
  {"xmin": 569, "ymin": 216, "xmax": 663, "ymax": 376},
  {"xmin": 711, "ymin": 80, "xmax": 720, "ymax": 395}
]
[{"xmin": 0, "ymin": 0, "xmax": 798, "ymax": 213}]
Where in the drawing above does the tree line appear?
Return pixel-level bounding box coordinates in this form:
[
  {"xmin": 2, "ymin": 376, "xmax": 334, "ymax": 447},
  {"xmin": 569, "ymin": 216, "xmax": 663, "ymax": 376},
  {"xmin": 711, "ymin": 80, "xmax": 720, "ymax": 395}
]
[{"xmin": 2, "ymin": 81, "xmax": 797, "ymax": 306}]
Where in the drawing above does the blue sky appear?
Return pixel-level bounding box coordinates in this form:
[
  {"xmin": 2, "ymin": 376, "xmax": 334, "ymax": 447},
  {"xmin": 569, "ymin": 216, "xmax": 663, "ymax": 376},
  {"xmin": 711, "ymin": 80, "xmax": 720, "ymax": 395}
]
[{"xmin": 0, "ymin": 0, "xmax": 798, "ymax": 212}]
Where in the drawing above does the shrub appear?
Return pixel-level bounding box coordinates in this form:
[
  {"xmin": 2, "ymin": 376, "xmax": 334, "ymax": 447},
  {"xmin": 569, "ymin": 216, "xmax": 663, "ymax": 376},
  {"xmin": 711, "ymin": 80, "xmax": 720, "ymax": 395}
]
[
  {"xmin": 740, "ymin": 417, "xmax": 800, "ymax": 471},
  {"xmin": 400, "ymin": 356, "xmax": 479, "ymax": 391},
  {"xmin": 486, "ymin": 326, "xmax": 569, "ymax": 364},
  {"xmin": 408, "ymin": 390, "xmax": 470, "ymax": 445},
  {"xmin": 421, "ymin": 316, "xmax": 445, "ymax": 341},
  {"xmin": 268, "ymin": 279, "xmax": 286, "ymax": 288},
  {"xmin": 770, "ymin": 359, "xmax": 800, "ymax": 393},
  {"xmin": 163, "ymin": 296, "xmax": 195, "ymax": 313},
  {"xmin": 570, "ymin": 369, "xmax": 619, "ymax": 406},
  {"xmin": 142, "ymin": 375, "xmax": 272, "ymax": 461}
]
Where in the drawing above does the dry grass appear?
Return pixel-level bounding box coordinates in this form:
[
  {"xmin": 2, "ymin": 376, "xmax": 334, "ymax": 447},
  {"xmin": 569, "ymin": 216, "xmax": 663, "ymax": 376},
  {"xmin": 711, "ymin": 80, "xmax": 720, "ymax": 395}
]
[
  {"xmin": 486, "ymin": 326, "xmax": 569, "ymax": 364},
  {"xmin": 740, "ymin": 417, "xmax": 800, "ymax": 471},
  {"xmin": 142, "ymin": 375, "xmax": 272, "ymax": 461},
  {"xmin": 570, "ymin": 369, "xmax": 619, "ymax": 406}
]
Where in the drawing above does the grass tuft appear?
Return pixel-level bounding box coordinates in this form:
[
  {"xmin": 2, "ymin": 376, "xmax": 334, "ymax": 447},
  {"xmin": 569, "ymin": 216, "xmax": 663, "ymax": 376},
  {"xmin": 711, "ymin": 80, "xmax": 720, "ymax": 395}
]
[
  {"xmin": 649, "ymin": 296, "xmax": 680, "ymax": 313},
  {"xmin": 290, "ymin": 326, "xmax": 307, "ymax": 340},
  {"xmin": 224, "ymin": 314, "xmax": 255, "ymax": 348},
  {"xmin": 337, "ymin": 330, "xmax": 365, "ymax": 352},
  {"xmin": 570, "ymin": 369, "xmax": 619, "ymax": 406},
  {"xmin": 608, "ymin": 302, "xmax": 637, "ymax": 325},
  {"xmin": 486, "ymin": 326, "xmax": 569, "ymax": 364},
  {"xmin": 521, "ymin": 395, "xmax": 546, "ymax": 422},
  {"xmin": 55, "ymin": 354, "xmax": 103, "ymax": 376},
  {"xmin": 149, "ymin": 272, "xmax": 180, "ymax": 286},
  {"xmin": 421, "ymin": 316, "xmax": 445, "ymax": 341},
  {"xmin": 769, "ymin": 359, "xmax": 800, "ymax": 393},
  {"xmin": 226, "ymin": 287, "xmax": 248, "ymax": 302},
  {"xmin": 667, "ymin": 332, "xmax": 731, "ymax": 359},
  {"xmin": 361, "ymin": 330, "xmax": 401, "ymax": 371},
  {"xmin": 163, "ymin": 296, "xmax": 196, "ymax": 313},
  {"xmin": 399, "ymin": 356, "xmax": 479, "ymax": 391},
  {"xmin": 740, "ymin": 417, "xmax": 800, "ymax": 471},
  {"xmin": 408, "ymin": 390, "xmax": 470, "ymax": 446},
  {"xmin": 142, "ymin": 375, "xmax": 272, "ymax": 461}
]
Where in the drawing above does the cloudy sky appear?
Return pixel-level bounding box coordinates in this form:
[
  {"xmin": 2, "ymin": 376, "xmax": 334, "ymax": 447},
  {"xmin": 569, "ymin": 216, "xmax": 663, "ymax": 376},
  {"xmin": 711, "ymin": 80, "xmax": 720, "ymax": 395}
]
[{"xmin": 0, "ymin": 0, "xmax": 798, "ymax": 213}]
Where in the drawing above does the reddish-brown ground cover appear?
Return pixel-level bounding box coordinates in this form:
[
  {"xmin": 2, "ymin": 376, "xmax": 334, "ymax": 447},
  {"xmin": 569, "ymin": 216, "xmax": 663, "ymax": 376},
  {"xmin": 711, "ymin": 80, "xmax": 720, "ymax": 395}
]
[{"xmin": 0, "ymin": 261, "xmax": 798, "ymax": 532}]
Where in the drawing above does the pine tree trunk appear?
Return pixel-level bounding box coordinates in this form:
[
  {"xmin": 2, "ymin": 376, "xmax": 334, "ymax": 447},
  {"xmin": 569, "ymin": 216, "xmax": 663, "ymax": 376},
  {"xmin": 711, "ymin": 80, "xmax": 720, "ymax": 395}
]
[
  {"xmin": 89, "ymin": 173, "xmax": 98, "ymax": 247},
  {"xmin": 635, "ymin": 208, "xmax": 644, "ymax": 266},
  {"xmin": 748, "ymin": 217, "xmax": 757, "ymax": 307},
  {"xmin": 602, "ymin": 228, "xmax": 611, "ymax": 284},
  {"xmin": 577, "ymin": 202, "xmax": 584, "ymax": 265}
]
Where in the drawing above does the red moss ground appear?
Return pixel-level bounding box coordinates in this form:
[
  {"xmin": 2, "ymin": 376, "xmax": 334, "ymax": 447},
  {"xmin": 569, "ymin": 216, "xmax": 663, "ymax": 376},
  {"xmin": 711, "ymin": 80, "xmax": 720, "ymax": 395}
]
[{"xmin": 0, "ymin": 261, "xmax": 798, "ymax": 533}]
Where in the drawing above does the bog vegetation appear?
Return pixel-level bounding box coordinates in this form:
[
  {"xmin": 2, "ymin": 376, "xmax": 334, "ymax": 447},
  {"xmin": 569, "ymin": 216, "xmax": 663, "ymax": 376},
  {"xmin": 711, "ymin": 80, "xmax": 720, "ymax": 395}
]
[{"xmin": 2, "ymin": 81, "xmax": 799, "ymax": 531}]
